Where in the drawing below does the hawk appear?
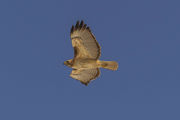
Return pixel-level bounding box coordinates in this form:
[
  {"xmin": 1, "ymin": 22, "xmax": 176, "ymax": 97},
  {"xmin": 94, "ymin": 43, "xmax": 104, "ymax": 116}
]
[{"xmin": 64, "ymin": 20, "xmax": 118, "ymax": 85}]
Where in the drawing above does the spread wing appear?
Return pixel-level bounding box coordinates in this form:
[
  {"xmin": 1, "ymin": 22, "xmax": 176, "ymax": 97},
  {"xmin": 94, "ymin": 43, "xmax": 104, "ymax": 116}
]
[
  {"xmin": 70, "ymin": 20, "xmax": 101, "ymax": 60},
  {"xmin": 70, "ymin": 68, "xmax": 100, "ymax": 85}
]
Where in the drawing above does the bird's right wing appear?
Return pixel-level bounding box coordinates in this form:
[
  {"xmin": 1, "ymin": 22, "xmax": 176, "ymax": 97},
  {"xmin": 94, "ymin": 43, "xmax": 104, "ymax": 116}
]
[{"xmin": 70, "ymin": 68, "xmax": 100, "ymax": 85}]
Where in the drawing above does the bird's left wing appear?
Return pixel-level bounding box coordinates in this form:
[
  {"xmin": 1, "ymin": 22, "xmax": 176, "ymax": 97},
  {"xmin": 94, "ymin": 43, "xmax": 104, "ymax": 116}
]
[
  {"xmin": 70, "ymin": 68, "xmax": 100, "ymax": 85},
  {"xmin": 70, "ymin": 20, "xmax": 101, "ymax": 60}
]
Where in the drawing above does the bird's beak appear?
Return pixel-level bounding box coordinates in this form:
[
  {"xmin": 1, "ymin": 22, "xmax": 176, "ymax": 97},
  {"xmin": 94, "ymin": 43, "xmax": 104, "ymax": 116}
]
[{"xmin": 63, "ymin": 61, "xmax": 67, "ymax": 66}]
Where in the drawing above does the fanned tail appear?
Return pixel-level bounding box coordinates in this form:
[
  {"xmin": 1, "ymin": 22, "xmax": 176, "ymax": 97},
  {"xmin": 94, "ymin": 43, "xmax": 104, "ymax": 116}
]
[{"xmin": 98, "ymin": 60, "xmax": 118, "ymax": 70}]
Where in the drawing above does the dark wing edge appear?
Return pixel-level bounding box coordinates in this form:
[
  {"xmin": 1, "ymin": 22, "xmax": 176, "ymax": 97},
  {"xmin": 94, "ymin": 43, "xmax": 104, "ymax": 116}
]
[
  {"xmin": 73, "ymin": 46, "xmax": 79, "ymax": 60},
  {"xmin": 70, "ymin": 68, "xmax": 100, "ymax": 86},
  {"xmin": 70, "ymin": 20, "xmax": 101, "ymax": 60},
  {"xmin": 80, "ymin": 68, "xmax": 100, "ymax": 86}
]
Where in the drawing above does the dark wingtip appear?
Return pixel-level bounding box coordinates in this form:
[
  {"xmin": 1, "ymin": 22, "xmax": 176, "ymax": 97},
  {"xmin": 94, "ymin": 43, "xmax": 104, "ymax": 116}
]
[
  {"xmin": 71, "ymin": 25, "xmax": 74, "ymax": 33},
  {"xmin": 71, "ymin": 20, "xmax": 90, "ymax": 32},
  {"xmin": 83, "ymin": 24, "xmax": 87, "ymax": 30},
  {"xmin": 79, "ymin": 20, "xmax": 84, "ymax": 29},
  {"xmin": 81, "ymin": 81, "xmax": 89, "ymax": 86},
  {"xmin": 86, "ymin": 26, "xmax": 91, "ymax": 32},
  {"xmin": 75, "ymin": 21, "xmax": 80, "ymax": 30}
]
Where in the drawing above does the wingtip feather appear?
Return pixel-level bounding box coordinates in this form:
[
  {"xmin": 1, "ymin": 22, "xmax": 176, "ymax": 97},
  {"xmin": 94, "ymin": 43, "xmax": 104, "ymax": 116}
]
[
  {"xmin": 87, "ymin": 26, "xmax": 91, "ymax": 32},
  {"xmin": 70, "ymin": 20, "xmax": 92, "ymax": 35},
  {"xmin": 75, "ymin": 21, "xmax": 80, "ymax": 30},
  {"xmin": 79, "ymin": 20, "xmax": 84, "ymax": 29},
  {"xmin": 71, "ymin": 25, "xmax": 74, "ymax": 33},
  {"xmin": 80, "ymin": 81, "xmax": 89, "ymax": 86}
]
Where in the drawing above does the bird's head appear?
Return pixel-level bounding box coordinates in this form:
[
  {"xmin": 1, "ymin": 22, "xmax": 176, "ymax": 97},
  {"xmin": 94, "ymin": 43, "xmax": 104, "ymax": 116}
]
[{"xmin": 64, "ymin": 59, "xmax": 73, "ymax": 67}]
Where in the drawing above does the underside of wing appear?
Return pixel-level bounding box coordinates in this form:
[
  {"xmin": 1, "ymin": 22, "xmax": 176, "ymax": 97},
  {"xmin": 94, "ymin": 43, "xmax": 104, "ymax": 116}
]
[
  {"xmin": 70, "ymin": 20, "xmax": 101, "ymax": 59},
  {"xmin": 70, "ymin": 68, "xmax": 100, "ymax": 85}
]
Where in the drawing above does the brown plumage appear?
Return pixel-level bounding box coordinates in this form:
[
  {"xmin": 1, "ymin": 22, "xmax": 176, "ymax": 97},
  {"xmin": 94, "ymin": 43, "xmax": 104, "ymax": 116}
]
[{"xmin": 64, "ymin": 20, "xmax": 118, "ymax": 85}]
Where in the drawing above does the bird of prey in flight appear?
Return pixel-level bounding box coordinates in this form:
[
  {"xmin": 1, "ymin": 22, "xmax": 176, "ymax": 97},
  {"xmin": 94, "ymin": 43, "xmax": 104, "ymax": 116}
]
[{"xmin": 64, "ymin": 20, "xmax": 118, "ymax": 85}]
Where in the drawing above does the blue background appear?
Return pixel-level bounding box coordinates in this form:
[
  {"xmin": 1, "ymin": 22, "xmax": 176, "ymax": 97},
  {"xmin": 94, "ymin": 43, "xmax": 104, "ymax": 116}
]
[{"xmin": 0, "ymin": 0, "xmax": 180, "ymax": 119}]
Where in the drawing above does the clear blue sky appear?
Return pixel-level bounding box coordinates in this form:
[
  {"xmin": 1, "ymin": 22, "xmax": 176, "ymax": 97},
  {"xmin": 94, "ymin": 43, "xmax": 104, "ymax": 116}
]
[{"xmin": 0, "ymin": 0, "xmax": 180, "ymax": 119}]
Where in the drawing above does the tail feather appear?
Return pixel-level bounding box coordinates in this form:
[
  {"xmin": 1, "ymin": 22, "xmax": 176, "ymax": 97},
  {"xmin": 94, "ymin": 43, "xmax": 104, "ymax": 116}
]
[{"xmin": 98, "ymin": 60, "xmax": 118, "ymax": 70}]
